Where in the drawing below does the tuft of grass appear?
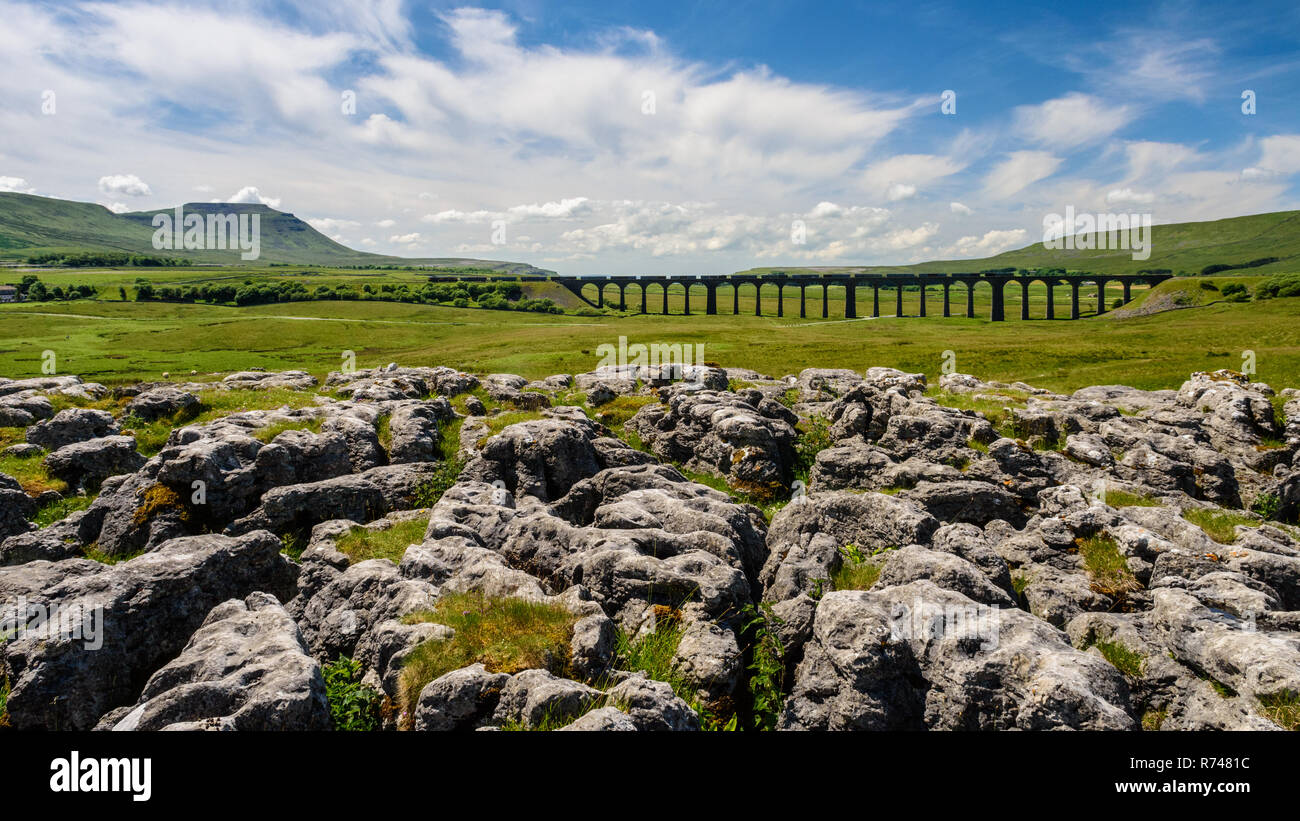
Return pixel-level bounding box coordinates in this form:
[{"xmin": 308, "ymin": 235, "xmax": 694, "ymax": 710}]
[
  {"xmin": 83, "ymin": 544, "xmax": 144, "ymax": 565},
  {"xmin": 1183, "ymin": 508, "xmax": 1260, "ymax": 544},
  {"xmin": 252, "ymin": 416, "xmax": 324, "ymax": 443},
  {"xmin": 397, "ymin": 592, "xmax": 579, "ymax": 724},
  {"xmin": 590, "ymin": 395, "xmax": 657, "ymax": 430},
  {"xmin": 34, "ymin": 494, "xmax": 94, "ymax": 528},
  {"xmin": 1257, "ymin": 690, "xmax": 1300, "ymax": 731},
  {"xmin": 831, "ymin": 543, "xmax": 893, "ymax": 592},
  {"xmin": 0, "ymin": 452, "xmax": 67, "ymax": 496},
  {"xmin": 323, "ymin": 656, "xmax": 385, "ymax": 731},
  {"xmin": 1011, "ymin": 572, "xmax": 1031, "ymax": 595},
  {"xmin": 1076, "ymin": 533, "xmax": 1142, "ymax": 598},
  {"xmin": 1141, "ymin": 709, "xmax": 1166, "ymax": 731},
  {"xmin": 0, "ymin": 673, "xmax": 9, "ymax": 729},
  {"xmin": 450, "ymin": 387, "xmax": 497, "ymax": 416},
  {"xmin": 475, "ymin": 410, "xmax": 545, "ymax": 447},
  {"xmin": 1271, "ymin": 394, "xmax": 1289, "ymax": 429},
  {"xmin": 1105, "ymin": 489, "xmax": 1161, "ymax": 508},
  {"xmin": 1094, "ymin": 640, "xmax": 1146, "ymax": 678},
  {"xmin": 335, "ymin": 518, "xmax": 427, "ymax": 565},
  {"xmin": 376, "ymin": 413, "xmax": 392, "ymax": 454}
]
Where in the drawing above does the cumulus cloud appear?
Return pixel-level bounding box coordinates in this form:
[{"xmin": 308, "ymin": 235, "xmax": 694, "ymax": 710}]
[
  {"xmin": 307, "ymin": 217, "xmax": 360, "ymax": 234},
  {"xmin": 946, "ymin": 228, "xmax": 1029, "ymax": 257},
  {"xmin": 950, "ymin": 202, "xmax": 972, "ymax": 215},
  {"xmin": 374, "ymin": 219, "xmax": 396, "ymax": 228},
  {"xmin": 226, "ymin": 186, "xmax": 282, "ymax": 208},
  {"xmin": 0, "ymin": 176, "xmax": 36, "ymax": 194},
  {"xmin": 886, "ymin": 183, "xmax": 916, "ymax": 202},
  {"xmin": 389, "ymin": 232, "xmax": 422, "ymax": 244},
  {"xmin": 98, "ymin": 173, "xmax": 152, "ymax": 197}
]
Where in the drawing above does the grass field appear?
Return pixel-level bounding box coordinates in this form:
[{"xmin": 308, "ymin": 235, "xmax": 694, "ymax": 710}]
[{"xmin": 3, "ymin": 270, "xmax": 1298, "ymax": 392}]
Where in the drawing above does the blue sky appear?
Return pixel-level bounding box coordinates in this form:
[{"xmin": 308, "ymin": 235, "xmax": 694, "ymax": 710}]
[{"xmin": 2, "ymin": 0, "xmax": 1299, "ymax": 273}]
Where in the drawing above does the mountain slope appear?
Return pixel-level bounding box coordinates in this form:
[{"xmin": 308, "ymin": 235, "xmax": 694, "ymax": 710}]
[
  {"xmin": 737, "ymin": 210, "xmax": 1300, "ymax": 277},
  {"xmin": 0, "ymin": 192, "xmax": 551, "ymax": 273}
]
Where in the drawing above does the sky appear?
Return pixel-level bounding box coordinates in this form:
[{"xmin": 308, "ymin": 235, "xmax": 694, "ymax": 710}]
[{"xmin": 1, "ymin": 0, "xmax": 1299, "ymax": 274}]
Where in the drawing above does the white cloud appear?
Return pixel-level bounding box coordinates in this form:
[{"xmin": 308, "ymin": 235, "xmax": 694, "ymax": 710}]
[
  {"xmin": 0, "ymin": 176, "xmax": 36, "ymax": 194},
  {"xmin": 98, "ymin": 173, "xmax": 152, "ymax": 197},
  {"xmin": 949, "ymin": 202, "xmax": 972, "ymax": 215},
  {"xmin": 306, "ymin": 217, "xmax": 360, "ymax": 233},
  {"xmin": 1014, "ymin": 94, "xmax": 1132, "ymax": 149},
  {"xmin": 886, "ymin": 183, "xmax": 916, "ymax": 202},
  {"xmin": 226, "ymin": 186, "xmax": 281, "ymax": 208},
  {"xmin": 1105, "ymin": 187, "xmax": 1155, "ymax": 204},
  {"xmin": 375, "ymin": 219, "xmax": 396, "ymax": 228},
  {"xmin": 389, "ymin": 232, "xmax": 422, "ymax": 244},
  {"xmin": 983, "ymin": 151, "xmax": 1062, "ymax": 199},
  {"xmin": 1252, "ymin": 134, "xmax": 1300, "ymax": 176},
  {"xmin": 100, "ymin": 201, "xmax": 130, "ymax": 213},
  {"xmin": 946, "ymin": 228, "xmax": 1029, "ymax": 257}
]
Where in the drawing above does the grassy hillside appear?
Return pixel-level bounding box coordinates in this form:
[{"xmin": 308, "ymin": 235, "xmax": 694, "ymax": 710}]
[
  {"xmin": 739, "ymin": 211, "xmax": 1300, "ymax": 278},
  {"xmin": 0, "ymin": 192, "xmax": 551, "ymax": 274}
]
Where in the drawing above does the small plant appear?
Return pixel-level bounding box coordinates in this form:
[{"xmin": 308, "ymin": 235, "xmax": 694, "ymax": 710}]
[
  {"xmin": 776, "ymin": 387, "xmax": 799, "ymax": 408},
  {"xmin": 832, "ymin": 542, "xmax": 885, "ymax": 591},
  {"xmin": 0, "ymin": 672, "xmax": 9, "ymax": 729},
  {"xmin": 1094, "ymin": 640, "xmax": 1145, "ymax": 678},
  {"xmin": 279, "ymin": 530, "xmax": 308, "ymax": 561},
  {"xmin": 1011, "ymin": 572, "xmax": 1031, "ymax": 596},
  {"xmin": 741, "ymin": 603, "xmax": 786, "ymax": 731},
  {"xmin": 335, "ymin": 518, "xmax": 427, "ymax": 565},
  {"xmin": 323, "ymin": 656, "xmax": 384, "ymax": 731},
  {"xmin": 1250, "ymin": 493, "xmax": 1281, "ymax": 521},
  {"xmin": 1141, "ymin": 709, "xmax": 1166, "ymax": 731},
  {"xmin": 1257, "ymin": 690, "xmax": 1299, "ymax": 731},
  {"xmin": 132, "ymin": 483, "xmax": 191, "ymax": 527},
  {"xmin": 1076, "ymin": 533, "xmax": 1142, "ymax": 598},
  {"xmin": 793, "ymin": 416, "xmax": 833, "ymax": 481},
  {"xmin": 1183, "ymin": 508, "xmax": 1260, "ymax": 544}
]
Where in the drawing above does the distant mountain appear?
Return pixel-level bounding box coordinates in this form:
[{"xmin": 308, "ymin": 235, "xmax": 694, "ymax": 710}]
[
  {"xmin": 0, "ymin": 192, "xmax": 553, "ymax": 274},
  {"xmin": 736, "ymin": 210, "xmax": 1300, "ymax": 278}
]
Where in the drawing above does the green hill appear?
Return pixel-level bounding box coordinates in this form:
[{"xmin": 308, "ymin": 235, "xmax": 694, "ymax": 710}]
[
  {"xmin": 738, "ymin": 210, "xmax": 1300, "ymax": 277},
  {"xmin": 0, "ymin": 192, "xmax": 552, "ymax": 274}
]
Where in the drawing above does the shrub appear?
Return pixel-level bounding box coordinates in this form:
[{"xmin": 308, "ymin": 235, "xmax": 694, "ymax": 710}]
[{"xmin": 1257, "ymin": 690, "xmax": 1300, "ymax": 731}]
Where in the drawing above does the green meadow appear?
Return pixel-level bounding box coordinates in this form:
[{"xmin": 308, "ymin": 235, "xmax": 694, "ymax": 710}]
[{"xmin": 2, "ymin": 268, "xmax": 1298, "ymax": 393}]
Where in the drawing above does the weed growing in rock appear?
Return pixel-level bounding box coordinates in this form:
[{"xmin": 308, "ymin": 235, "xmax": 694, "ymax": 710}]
[
  {"xmin": 323, "ymin": 656, "xmax": 384, "ymax": 731},
  {"xmin": 1141, "ymin": 709, "xmax": 1166, "ymax": 731},
  {"xmin": 1257, "ymin": 690, "xmax": 1299, "ymax": 731},
  {"xmin": 1076, "ymin": 533, "xmax": 1141, "ymax": 598},
  {"xmin": 741, "ymin": 603, "xmax": 785, "ymax": 731},
  {"xmin": 1094, "ymin": 640, "xmax": 1145, "ymax": 678},
  {"xmin": 252, "ymin": 416, "xmax": 324, "ymax": 443}
]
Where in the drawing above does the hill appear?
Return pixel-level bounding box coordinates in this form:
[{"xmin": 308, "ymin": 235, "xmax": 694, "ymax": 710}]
[
  {"xmin": 0, "ymin": 192, "xmax": 552, "ymax": 274},
  {"xmin": 738, "ymin": 211, "xmax": 1300, "ymax": 278}
]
